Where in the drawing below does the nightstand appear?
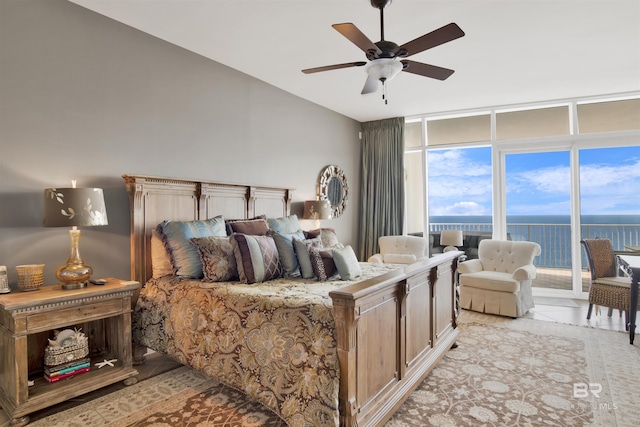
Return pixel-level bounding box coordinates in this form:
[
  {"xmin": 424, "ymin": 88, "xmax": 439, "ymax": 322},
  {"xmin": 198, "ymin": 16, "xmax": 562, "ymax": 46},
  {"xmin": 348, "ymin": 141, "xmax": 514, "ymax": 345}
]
[{"xmin": 0, "ymin": 279, "xmax": 140, "ymax": 426}]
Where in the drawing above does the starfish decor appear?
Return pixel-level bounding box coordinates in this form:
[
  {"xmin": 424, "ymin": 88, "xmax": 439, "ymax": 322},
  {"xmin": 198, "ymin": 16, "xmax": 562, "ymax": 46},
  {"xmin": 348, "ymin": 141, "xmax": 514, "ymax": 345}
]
[{"xmin": 95, "ymin": 358, "xmax": 117, "ymax": 368}]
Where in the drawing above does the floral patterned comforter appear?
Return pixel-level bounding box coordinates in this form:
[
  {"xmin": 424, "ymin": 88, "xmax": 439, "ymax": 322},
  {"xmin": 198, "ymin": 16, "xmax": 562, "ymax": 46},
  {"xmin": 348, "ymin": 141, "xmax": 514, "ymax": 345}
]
[{"xmin": 132, "ymin": 263, "xmax": 400, "ymax": 427}]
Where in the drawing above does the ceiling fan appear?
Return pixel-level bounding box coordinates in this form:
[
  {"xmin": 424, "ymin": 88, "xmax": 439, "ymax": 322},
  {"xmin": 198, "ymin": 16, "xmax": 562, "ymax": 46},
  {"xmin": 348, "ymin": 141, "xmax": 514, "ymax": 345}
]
[{"xmin": 302, "ymin": 0, "xmax": 465, "ymax": 103}]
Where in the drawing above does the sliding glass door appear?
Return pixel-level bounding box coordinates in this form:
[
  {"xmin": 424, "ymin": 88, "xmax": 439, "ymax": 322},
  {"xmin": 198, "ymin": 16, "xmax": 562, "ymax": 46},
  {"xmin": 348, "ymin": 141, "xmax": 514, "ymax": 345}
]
[
  {"xmin": 504, "ymin": 151, "xmax": 572, "ymax": 292},
  {"xmin": 578, "ymin": 146, "xmax": 640, "ymax": 291}
]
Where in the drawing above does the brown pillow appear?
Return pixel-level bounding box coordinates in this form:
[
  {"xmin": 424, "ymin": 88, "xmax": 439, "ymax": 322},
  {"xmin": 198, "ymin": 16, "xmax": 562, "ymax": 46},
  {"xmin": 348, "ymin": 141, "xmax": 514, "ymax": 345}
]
[
  {"xmin": 308, "ymin": 247, "xmax": 337, "ymax": 281},
  {"xmin": 228, "ymin": 218, "xmax": 269, "ymax": 236},
  {"xmin": 190, "ymin": 236, "xmax": 238, "ymax": 282},
  {"xmin": 225, "ymin": 215, "xmax": 266, "ymax": 235},
  {"xmin": 304, "ymin": 228, "xmax": 343, "ymax": 249}
]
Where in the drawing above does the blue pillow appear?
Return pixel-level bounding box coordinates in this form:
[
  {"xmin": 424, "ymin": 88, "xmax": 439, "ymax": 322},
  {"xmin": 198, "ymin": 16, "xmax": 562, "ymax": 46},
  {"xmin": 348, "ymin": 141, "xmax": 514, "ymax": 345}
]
[
  {"xmin": 332, "ymin": 245, "xmax": 362, "ymax": 280},
  {"xmin": 272, "ymin": 229, "xmax": 305, "ymax": 277},
  {"xmin": 293, "ymin": 237, "xmax": 322, "ymax": 279},
  {"xmin": 158, "ymin": 216, "xmax": 226, "ymax": 278},
  {"xmin": 267, "ymin": 215, "xmax": 301, "ymax": 234}
]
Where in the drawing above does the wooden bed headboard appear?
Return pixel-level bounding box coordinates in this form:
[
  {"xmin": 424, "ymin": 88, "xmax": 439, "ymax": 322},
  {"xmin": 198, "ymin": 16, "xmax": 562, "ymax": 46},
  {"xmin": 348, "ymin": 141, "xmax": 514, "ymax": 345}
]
[{"xmin": 123, "ymin": 174, "xmax": 293, "ymax": 286}]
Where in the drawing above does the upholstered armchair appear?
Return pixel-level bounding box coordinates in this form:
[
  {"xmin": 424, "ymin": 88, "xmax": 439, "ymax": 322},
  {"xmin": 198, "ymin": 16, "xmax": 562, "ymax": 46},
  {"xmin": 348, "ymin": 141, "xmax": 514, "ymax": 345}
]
[
  {"xmin": 458, "ymin": 239, "xmax": 541, "ymax": 317},
  {"xmin": 368, "ymin": 235, "xmax": 428, "ymax": 264}
]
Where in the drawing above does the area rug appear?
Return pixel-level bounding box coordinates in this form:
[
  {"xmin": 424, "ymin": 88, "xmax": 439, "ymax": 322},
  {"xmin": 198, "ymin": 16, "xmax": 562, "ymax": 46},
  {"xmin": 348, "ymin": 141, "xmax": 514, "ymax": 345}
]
[{"xmin": 29, "ymin": 311, "xmax": 640, "ymax": 427}]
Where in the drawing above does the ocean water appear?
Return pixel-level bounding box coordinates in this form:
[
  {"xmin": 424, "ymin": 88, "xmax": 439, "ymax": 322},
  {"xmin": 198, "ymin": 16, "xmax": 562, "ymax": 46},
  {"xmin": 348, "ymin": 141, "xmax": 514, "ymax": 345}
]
[{"xmin": 429, "ymin": 215, "xmax": 640, "ymax": 268}]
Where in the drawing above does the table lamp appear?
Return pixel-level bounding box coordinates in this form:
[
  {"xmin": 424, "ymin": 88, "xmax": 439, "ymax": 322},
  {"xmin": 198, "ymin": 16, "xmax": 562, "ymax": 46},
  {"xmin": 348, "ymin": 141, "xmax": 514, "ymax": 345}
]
[
  {"xmin": 303, "ymin": 199, "xmax": 332, "ymax": 229},
  {"xmin": 440, "ymin": 229, "xmax": 463, "ymax": 253},
  {"xmin": 43, "ymin": 181, "xmax": 108, "ymax": 289}
]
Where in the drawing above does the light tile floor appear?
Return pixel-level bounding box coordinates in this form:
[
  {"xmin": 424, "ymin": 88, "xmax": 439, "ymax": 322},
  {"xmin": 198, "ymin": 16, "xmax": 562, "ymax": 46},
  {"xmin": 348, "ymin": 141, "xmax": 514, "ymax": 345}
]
[{"xmin": 527, "ymin": 296, "xmax": 635, "ymax": 334}]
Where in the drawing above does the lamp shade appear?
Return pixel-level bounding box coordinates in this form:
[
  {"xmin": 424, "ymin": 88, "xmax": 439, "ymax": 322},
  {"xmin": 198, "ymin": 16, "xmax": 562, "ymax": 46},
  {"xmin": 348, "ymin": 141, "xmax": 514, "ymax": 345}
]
[
  {"xmin": 440, "ymin": 229, "xmax": 463, "ymax": 247},
  {"xmin": 303, "ymin": 200, "xmax": 332, "ymax": 220},
  {"xmin": 43, "ymin": 187, "xmax": 108, "ymax": 227}
]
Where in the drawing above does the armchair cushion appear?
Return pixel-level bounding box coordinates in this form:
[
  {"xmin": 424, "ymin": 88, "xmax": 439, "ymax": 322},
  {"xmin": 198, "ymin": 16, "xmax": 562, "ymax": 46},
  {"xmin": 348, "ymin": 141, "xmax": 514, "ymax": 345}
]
[
  {"xmin": 459, "ymin": 271, "xmax": 520, "ymax": 293},
  {"xmin": 384, "ymin": 253, "xmax": 417, "ymax": 264}
]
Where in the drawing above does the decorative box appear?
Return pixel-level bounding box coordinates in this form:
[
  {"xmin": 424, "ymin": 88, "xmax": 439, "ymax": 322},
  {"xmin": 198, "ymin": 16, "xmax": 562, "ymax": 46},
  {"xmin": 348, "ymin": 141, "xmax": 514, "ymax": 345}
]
[{"xmin": 44, "ymin": 329, "xmax": 89, "ymax": 366}]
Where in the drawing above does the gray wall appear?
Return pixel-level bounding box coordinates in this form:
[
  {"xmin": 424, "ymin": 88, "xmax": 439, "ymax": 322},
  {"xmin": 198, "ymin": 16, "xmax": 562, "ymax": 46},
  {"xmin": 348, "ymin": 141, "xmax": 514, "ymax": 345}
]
[{"xmin": 0, "ymin": 0, "xmax": 361, "ymax": 287}]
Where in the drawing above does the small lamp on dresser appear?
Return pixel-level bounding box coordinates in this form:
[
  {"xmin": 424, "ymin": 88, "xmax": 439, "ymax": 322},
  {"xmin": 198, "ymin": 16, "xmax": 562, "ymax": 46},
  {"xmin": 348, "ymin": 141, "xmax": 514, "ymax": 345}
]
[
  {"xmin": 43, "ymin": 180, "xmax": 108, "ymax": 289},
  {"xmin": 441, "ymin": 229, "xmax": 463, "ymax": 253}
]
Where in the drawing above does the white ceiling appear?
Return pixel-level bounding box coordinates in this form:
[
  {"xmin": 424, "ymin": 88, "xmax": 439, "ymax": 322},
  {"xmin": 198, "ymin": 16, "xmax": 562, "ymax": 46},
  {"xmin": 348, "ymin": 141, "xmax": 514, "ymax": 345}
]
[{"xmin": 69, "ymin": 0, "xmax": 640, "ymax": 122}]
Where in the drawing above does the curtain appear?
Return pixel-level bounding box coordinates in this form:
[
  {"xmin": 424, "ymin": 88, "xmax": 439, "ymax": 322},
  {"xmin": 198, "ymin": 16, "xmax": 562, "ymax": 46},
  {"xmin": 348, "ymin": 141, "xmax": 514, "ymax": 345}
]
[{"xmin": 358, "ymin": 117, "xmax": 405, "ymax": 261}]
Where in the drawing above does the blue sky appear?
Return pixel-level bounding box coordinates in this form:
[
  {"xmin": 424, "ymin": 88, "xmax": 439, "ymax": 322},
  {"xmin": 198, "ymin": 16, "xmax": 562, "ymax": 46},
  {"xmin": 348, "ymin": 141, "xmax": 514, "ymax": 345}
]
[{"xmin": 428, "ymin": 145, "xmax": 640, "ymax": 216}]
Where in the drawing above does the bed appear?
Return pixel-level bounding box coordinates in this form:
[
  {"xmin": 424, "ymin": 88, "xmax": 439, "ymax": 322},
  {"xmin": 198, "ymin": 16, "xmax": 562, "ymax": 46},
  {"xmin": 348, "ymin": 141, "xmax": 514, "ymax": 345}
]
[{"xmin": 124, "ymin": 174, "xmax": 461, "ymax": 427}]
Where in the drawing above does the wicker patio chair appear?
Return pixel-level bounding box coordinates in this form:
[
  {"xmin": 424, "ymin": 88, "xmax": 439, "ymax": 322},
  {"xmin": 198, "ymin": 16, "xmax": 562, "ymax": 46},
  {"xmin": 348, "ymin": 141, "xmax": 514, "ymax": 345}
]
[{"xmin": 581, "ymin": 238, "xmax": 638, "ymax": 330}]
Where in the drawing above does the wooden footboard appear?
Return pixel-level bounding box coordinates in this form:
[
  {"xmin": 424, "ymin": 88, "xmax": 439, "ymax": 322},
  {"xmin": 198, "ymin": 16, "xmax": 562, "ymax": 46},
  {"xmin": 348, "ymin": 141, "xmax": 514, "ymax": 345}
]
[{"xmin": 330, "ymin": 252, "xmax": 461, "ymax": 427}]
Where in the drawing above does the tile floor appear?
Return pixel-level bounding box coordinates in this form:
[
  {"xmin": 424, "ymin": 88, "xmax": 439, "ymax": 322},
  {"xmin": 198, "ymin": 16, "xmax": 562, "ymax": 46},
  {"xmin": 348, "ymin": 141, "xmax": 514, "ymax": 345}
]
[
  {"xmin": 527, "ymin": 296, "xmax": 635, "ymax": 334},
  {"xmin": 1, "ymin": 297, "xmax": 636, "ymax": 426}
]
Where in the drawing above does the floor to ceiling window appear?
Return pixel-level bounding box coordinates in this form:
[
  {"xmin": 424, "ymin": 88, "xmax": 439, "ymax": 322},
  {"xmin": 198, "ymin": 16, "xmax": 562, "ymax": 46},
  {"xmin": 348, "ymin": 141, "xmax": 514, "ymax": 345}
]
[
  {"xmin": 578, "ymin": 146, "xmax": 640, "ymax": 291},
  {"xmin": 404, "ymin": 93, "xmax": 640, "ymax": 299},
  {"xmin": 428, "ymin": 146, "xmax": 492, "ymax": 233},
  {"xmin": 504, "ymin": 150, "xmax": 572, "ymax": 291}
]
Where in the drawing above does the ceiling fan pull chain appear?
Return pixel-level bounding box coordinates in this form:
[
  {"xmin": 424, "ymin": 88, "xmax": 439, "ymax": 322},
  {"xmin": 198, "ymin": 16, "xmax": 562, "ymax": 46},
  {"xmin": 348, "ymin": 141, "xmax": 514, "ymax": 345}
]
[{"xmin": 382, "ymin": 79, "xmax": 388, "ymax": 104}]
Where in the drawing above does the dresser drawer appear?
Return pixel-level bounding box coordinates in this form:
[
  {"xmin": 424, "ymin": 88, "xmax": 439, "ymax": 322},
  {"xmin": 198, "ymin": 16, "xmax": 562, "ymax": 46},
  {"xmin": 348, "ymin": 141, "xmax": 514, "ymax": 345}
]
[{"xmin": 26, "ymin": 299, "xmax": 124, "ymax": 331}]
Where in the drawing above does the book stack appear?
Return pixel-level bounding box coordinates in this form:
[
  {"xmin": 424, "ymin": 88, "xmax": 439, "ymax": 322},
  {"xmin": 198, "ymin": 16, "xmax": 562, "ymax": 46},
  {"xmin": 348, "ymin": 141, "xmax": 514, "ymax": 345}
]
[{"xmin": 44, "ymin": 357, "xmax": 91, "ymax": 383}]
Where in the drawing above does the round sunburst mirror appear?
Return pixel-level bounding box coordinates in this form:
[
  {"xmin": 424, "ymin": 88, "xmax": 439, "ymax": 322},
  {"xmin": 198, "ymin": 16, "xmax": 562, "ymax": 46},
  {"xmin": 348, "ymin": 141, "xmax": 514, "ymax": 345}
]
[{"xmin": 319, "ymin": 165, "xmax": 349, "ymax": 218}]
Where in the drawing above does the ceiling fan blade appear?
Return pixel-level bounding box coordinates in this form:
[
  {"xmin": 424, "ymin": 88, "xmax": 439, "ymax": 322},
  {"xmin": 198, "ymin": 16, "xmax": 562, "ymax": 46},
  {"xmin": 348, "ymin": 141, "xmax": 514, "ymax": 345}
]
[
  {"xmin": 332, "ymin": 23, "xmax": 382, "ymax": 55},
  {"xmin": 402, "ymin": 60, "xmax": 455, "ymax": 80},
  {"xmin": 302, "ymin": 61, "xmax": 367, "ymax": 74},
  {"xmin": 398, "ymin": 23, "xmax": 465, "ymax": 57},
  {"xmin": 361, "ymin": 75, "xmax": 379, "ymax": 94}
]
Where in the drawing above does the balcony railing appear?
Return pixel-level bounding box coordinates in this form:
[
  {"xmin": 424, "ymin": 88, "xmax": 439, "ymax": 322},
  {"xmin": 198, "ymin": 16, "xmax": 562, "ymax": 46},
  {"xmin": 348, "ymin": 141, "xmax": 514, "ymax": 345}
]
[{"xmin": 430, "ymin": 223, "xmax": 640, "ymax": 269}]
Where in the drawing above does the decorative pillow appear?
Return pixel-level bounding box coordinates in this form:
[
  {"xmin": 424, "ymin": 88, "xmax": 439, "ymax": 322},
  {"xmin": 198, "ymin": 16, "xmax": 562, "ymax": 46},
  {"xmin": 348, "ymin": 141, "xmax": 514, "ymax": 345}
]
[
  {"xmin": 267, "ymin": 215, "xmax": 301, "ymax": 234},
  {"xmin": 293, "ymin": 237, "xmax": 321, "ymax": 279},
  {"xmin": 383, "ymin": 253, "xmax": 418, "ymax": 264},
  {"xmin": 151, "ymin": 229, "xmax": 173, "ymax": 278},
  {"xmin": 308, "ymin": 247, "xmax": 337, "ymax": 281},
  {"xmin": 157, "ymin": 216, "xmax": 226, "ymax": 278},
  {"xmin": 190, "ymin": 236, "xmax": 238, "ymax": 282},
  {"xmin": 304, "ymin": 228, "xmax": 344, "ymax": 249},
  {"xmin": 332, "ymin": 245, "xmax": 362, "ymax": 280},
  {"xmin": 228, "ymin": 218, "xmax": 270, "ymax": 236},
  {"xmin": 225, "ymin": 215, "xmax": 267, "ymax": 236},
  {"xmin": 272, "ymin": 229, "xmax": 306, "ymax": 277},
  {"xmin": 231, "ymin": 233, "xmax": 282, "ymax": 284}
]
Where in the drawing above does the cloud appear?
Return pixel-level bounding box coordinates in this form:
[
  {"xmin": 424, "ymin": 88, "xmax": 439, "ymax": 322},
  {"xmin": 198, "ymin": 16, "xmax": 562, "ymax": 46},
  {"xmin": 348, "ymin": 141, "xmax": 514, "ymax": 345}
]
[
  {"xmin": 427, "ymin": 148, "xmax": 493, "ymax": 212},
  {"xmin": 424, "ymin": 148, "xmax": 640, "ymax": 216},
  {"xmin": 430, "ymin": 201, "xmax": 488, "ymax": 216},
  {"xmin": 428, "ymin": 150, "xmax": 491, "ymax": 177}
]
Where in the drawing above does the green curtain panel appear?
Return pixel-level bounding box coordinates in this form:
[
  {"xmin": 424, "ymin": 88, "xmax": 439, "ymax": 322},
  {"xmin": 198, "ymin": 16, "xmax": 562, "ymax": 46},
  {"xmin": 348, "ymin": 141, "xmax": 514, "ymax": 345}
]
[{"xmin": 358, "ymin": 117, "xmax": 405, "ymax": 261}]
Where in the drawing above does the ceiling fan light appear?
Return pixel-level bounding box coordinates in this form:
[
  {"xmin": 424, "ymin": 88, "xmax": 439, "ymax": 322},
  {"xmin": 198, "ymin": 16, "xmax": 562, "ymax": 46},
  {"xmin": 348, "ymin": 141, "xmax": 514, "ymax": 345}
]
[{"xmin": 365, "ymin": 58, "xmax": 403, "ymax": 82}]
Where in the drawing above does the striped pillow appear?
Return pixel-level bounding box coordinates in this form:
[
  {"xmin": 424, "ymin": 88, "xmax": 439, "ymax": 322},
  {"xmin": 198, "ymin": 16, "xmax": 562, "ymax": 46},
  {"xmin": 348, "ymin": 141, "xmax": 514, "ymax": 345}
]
[{"xmin": 231, "ymin": 233, "xmax": 282, "ymax": 284}]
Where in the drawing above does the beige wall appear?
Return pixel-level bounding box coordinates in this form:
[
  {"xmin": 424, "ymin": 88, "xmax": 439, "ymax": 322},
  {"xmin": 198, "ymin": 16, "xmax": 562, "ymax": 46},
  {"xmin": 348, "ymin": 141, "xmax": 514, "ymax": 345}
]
[{"xmin": 0, "ymin": 0, "xmax": 361, "ymax": 286}]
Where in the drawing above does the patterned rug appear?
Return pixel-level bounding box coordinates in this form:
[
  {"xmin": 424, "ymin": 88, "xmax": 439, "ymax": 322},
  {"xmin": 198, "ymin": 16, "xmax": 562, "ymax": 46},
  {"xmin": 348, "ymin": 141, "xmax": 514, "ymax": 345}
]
[{"xmin": 29, "ymin": 311, "xmax": 640, "ymax": 427}]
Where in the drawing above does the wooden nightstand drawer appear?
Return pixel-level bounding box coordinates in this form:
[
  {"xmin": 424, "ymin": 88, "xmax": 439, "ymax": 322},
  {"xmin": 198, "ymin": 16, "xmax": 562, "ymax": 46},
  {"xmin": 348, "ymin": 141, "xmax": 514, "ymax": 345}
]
[{"xmin": 26, "ymin": 299, "xmax": 123, "ymax": 331}]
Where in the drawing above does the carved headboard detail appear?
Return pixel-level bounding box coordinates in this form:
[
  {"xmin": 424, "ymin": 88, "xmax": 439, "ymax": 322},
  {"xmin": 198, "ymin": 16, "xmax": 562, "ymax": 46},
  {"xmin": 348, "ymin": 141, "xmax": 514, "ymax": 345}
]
[{"xmin": 123, "ymin": 174, "xmax": 292, "ymax": 287}]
